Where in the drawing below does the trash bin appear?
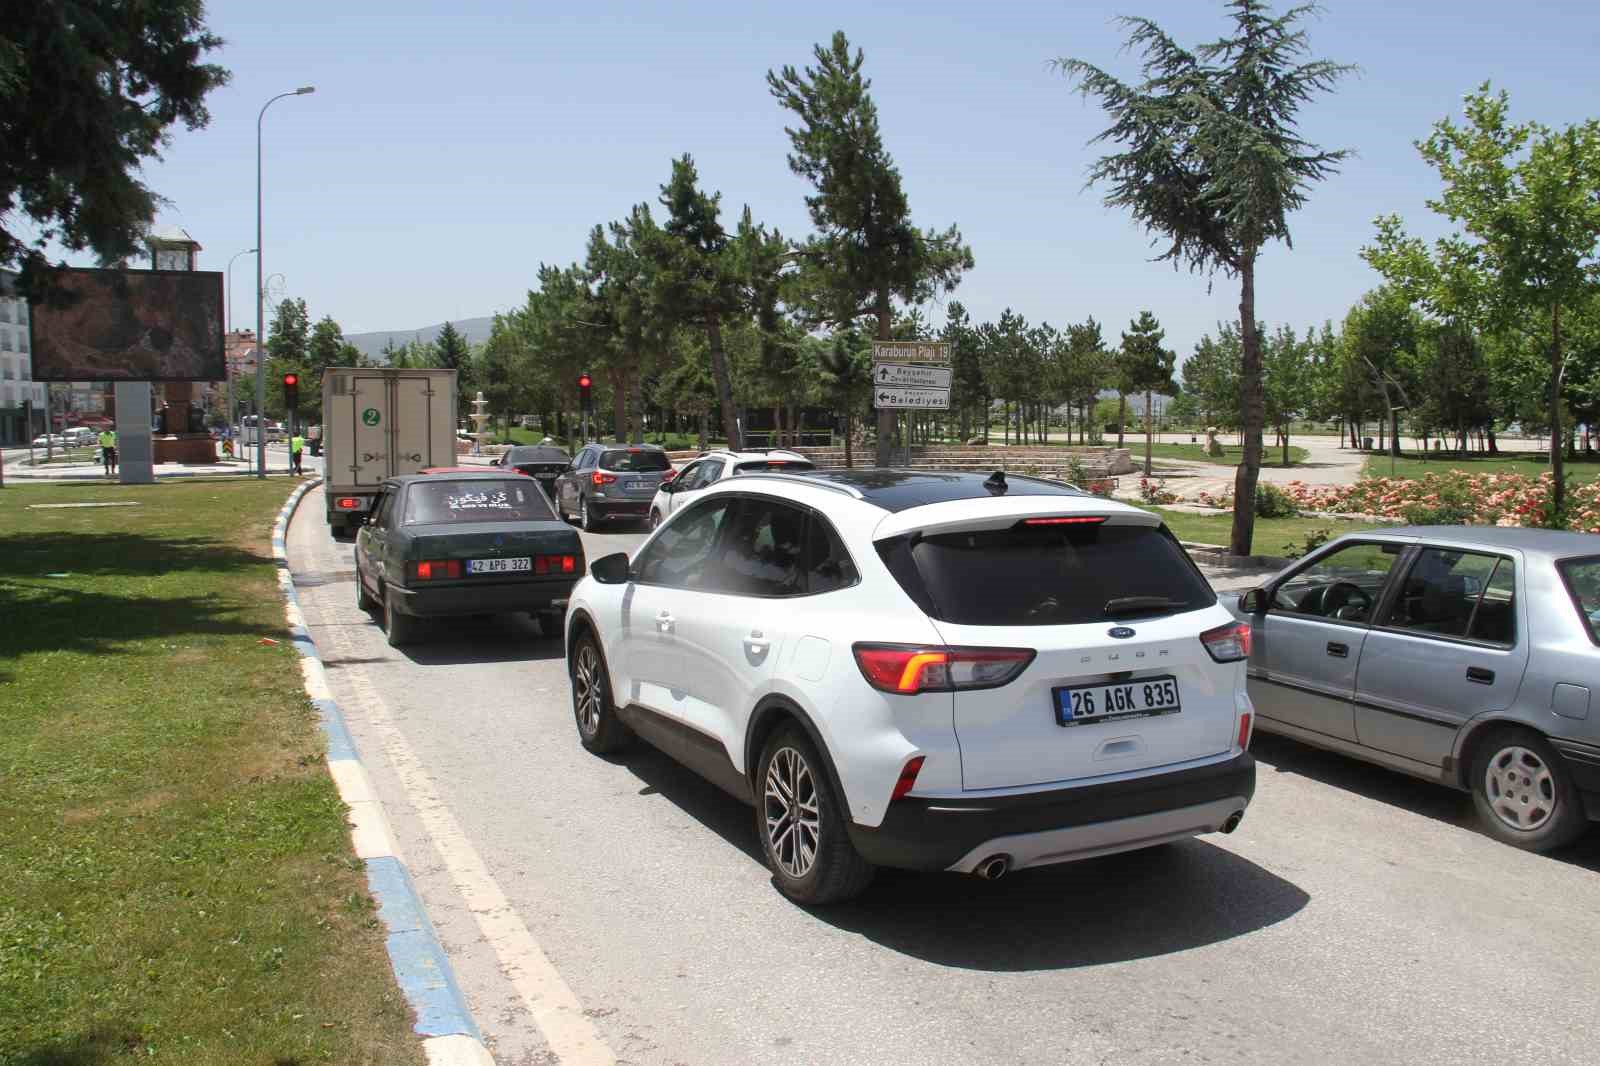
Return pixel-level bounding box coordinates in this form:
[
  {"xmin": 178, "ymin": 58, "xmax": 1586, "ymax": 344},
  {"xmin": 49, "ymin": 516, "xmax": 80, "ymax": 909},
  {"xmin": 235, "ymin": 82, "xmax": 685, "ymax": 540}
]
[{"xmin": 1362, "ymin": 436, "xmax": 1375, "ymax": 451}]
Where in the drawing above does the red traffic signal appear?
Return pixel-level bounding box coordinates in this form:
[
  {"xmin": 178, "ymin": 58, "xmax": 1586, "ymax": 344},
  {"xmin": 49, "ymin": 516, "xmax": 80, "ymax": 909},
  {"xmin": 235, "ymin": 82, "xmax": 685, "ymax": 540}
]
[
  {"xmin": 282, "ymin": 372, "xmax": 299, "ymax": 409},
  {"xmin": 282, "ymin": 372, "xmax": 299, "ymax": 387},
  {"xmin": 577, "ymin": 371, "xmax": 593, "ymax": 410}
]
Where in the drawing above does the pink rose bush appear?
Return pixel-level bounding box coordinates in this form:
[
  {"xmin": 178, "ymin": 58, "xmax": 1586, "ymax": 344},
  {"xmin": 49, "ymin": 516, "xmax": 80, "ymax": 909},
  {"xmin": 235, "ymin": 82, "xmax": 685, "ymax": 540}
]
[{"xmin": 1271, "ymin": 472, "xmax": 1600, "ymax": 532}]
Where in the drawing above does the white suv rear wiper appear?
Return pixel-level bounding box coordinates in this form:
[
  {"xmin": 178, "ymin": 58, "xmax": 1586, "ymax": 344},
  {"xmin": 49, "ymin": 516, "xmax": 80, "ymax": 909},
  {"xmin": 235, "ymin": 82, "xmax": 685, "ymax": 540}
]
[{"xmin": 1104, "ymin": 596, "xmax": 1190, "ymax": 617}]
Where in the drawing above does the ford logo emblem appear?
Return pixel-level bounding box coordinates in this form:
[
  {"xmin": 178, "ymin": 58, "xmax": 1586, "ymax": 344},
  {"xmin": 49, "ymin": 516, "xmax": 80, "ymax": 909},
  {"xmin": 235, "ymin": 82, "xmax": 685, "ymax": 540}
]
[{"xmin": 1108, "ymin": 626, "xmax": 1136, "ymax": 639}]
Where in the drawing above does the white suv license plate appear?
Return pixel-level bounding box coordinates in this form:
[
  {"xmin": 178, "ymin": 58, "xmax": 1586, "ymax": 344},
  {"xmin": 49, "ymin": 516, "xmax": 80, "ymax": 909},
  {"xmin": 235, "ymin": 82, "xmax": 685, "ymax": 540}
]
[
  {"xmin": 467, "ymin": 557, "xmax": 531, "ymax": 574},
  {"xmin": 1055, "ymin": 675, "xmax": 1181, "ymax": 727}
]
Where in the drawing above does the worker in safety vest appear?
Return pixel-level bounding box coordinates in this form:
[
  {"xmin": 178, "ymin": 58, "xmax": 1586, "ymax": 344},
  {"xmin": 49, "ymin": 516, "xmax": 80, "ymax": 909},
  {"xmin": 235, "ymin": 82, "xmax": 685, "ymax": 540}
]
[
  {"xmin": 290, "ymin": 433, "xmax": 305, "ymax": 475},
  {"xmin": 98, "ymin": 429, "xmax": 117, "ymax": 475}
]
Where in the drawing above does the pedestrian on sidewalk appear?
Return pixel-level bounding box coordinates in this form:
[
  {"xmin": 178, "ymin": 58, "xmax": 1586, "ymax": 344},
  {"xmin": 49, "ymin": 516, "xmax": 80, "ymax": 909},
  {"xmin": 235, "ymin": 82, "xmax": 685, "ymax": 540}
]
[
  {"xmin": 98, "ymin": 428, "xmax": 117, "ymax": 475},
  {"xmin": 290, "ymin": 432, "xmax": 305, "ymax": 475}
]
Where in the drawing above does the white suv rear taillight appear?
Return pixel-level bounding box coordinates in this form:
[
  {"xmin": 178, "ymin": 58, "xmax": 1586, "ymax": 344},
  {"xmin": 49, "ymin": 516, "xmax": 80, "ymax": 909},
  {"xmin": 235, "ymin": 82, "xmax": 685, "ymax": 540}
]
[
  {"xmin": 852, "ymin": 644, "xmax": 1035, "ymax": 695},
  {"xmin": 1200, "ymin": 621, "xmax": 1252, "ymax": 662}
]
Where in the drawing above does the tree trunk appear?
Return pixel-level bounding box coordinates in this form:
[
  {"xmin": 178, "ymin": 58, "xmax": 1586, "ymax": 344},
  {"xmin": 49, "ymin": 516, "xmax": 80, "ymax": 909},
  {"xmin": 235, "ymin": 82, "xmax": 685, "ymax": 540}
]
[
  {"xmin": 706, "ymin": 317, "xmax": 740, "ymax": 450},
  {"xmin": 1389, "ymin": 405, "xmax": 1401, "ymax": 459},
  {"xmin": 1116, "ymin": 393, "xmax": 1126, "ymax": 448},
  {"xmin": 1551, "ymin": 303, "xmax": 1566, "ymax": 524},
  {"xmin": 630, "ymin": 373, "xmax": 645, "ymax": 444},
  {"xmin": 874, "ymin": 297, "xmax": 893, "ymax": 466},
  {"xmin": 1230, "ymin": 260, "xmax": 1265, "ymax": 556},
  {"xmin": 1282, "ymin": 421, "xmax": 1290, "ymax": 468},
  {"xmin": 843, "ymin": 407, "xmax": 853, "ymax": 469},
  {"xmin": 1143, "ymin": 389, "xmax": 1153, "ymax": 477}
]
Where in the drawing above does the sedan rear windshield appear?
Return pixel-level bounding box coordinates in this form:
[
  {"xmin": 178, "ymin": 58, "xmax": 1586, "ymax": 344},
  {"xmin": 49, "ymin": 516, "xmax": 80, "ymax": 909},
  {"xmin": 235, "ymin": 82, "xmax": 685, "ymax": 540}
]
[
  {"xmin": 506, "ymin": 447, "xmax": 568, "ymax": 464},
  {"xmin": 878, "ymin": 520, "xmax": 1215, "ymax": 626},
  {"xmin": 404, "ymin": 480, "xmax": 555, "ymax": 524},
  {"xmin": 1557, "ymin": 555, "xmax": 1600, "ymax": 645},
  {"xmin": 735, "ymin": 459, "xmax": 817, "ymax": 474},
  {"xmin": 600, "ymin": 449, "xmax": 670, "ymax": 472}
]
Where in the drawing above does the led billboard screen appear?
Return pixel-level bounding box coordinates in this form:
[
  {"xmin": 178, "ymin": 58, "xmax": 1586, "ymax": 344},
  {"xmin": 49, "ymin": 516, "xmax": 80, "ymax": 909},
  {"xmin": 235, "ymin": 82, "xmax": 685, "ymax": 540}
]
[{"xmin": 29, "ymin": 268, "xmax": 225, "ymax": 381}]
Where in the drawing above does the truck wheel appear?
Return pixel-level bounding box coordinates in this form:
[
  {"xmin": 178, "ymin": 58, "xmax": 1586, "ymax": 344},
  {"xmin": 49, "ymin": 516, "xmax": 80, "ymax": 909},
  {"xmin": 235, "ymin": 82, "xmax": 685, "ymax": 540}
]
[{"xmin": 383, "ymin": 586, "xmax": 420, "ymax": 647}]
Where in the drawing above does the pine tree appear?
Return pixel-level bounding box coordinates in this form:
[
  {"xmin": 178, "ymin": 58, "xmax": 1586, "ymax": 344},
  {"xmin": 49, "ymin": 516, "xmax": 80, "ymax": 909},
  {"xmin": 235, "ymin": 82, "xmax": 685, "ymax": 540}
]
[
  {"xmin": 1118, "ymin": 312, "xmax": 1177, "ymax": 476},
  {"xmin": 1057, "ymin": 1, "xmax": 1352, "ymax": 552},
  {"xmin": 769, "ymin": 31, "xmax": 973, "ymax": 464}
]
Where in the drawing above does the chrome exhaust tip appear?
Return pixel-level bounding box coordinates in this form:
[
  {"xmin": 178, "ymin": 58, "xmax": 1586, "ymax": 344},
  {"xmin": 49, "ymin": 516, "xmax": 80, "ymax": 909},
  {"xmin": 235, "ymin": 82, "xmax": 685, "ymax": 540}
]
[
  {"xmin": 975, "ymin": 854, "xmax": 1011, "ymax": 881},
  {"xmin": 1222, "ymin": 810, "xmax": 1244, "ymax": 834}
]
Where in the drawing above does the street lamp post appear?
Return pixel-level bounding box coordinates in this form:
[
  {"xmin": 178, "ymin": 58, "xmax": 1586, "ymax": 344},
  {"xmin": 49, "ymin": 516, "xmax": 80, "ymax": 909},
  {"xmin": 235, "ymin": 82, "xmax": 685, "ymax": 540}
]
[
  {"xmin": 225, "ymin": 247, "xmax": 257, "ymax": 448},
  {"xmin": 255, "ymin": 86, "xmax": 315, "ymax": 478}
]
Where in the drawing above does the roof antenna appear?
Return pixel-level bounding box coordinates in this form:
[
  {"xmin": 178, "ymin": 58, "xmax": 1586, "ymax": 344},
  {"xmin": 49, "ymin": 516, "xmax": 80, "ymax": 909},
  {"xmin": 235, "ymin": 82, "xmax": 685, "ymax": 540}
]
[{"xmin": 984, "ymin": 470, "xmax": 1007, "ymax": 494}]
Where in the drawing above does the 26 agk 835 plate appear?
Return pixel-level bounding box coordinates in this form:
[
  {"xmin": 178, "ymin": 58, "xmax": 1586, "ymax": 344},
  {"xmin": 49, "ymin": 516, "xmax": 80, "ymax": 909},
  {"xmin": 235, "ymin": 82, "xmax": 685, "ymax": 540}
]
[{"xmin": 1054, "ymin": 675, "xmax": 1181, "ymax": 727}]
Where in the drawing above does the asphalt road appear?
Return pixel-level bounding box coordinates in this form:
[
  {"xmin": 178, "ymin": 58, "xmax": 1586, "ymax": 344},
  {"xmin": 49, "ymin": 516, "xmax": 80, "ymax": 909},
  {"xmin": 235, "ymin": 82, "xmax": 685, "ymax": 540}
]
[{"xmin": 287, "ymin": 484, "xmax": 1600, "ymax": 1066}]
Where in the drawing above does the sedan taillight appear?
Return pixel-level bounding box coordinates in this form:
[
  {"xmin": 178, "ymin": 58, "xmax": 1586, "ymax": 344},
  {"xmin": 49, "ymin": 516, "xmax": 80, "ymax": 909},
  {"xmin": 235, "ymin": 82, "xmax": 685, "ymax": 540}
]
[
  {"xmin": 1201, "ymin": 621, "xmax": 1252, "ymax": 662},
  {"xmin": 852, "ymin": 644, "xmax": 1035, "ymax": 695},
  {"xmin": 533, "ymin": 554, "xmax": 579, "ymax": 575},
  {"xmin": 413, "ymin": 559, "xmax": 462, "ymax": 580},
  {"xmin": 591, "ymin": 471, "xmax": 617, "ymax": 486}
]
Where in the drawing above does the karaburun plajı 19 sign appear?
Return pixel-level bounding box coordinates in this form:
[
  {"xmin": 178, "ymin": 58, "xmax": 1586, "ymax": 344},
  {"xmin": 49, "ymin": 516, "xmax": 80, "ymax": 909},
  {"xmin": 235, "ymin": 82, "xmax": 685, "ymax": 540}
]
[{"xmin": 872, "ymin": 341, "xmax": 952, "ymax": 410}]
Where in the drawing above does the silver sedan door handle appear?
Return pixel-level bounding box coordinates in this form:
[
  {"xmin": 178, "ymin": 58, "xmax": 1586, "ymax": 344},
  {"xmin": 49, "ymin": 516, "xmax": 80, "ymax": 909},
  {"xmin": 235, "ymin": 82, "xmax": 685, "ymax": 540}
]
[
  {"xmin": 745, "ymin": 630, "xmax": 770, "ymax": 653},
  {"xmin": 656, "ymin": 610, "xmax": 675, "ymax": 634}
]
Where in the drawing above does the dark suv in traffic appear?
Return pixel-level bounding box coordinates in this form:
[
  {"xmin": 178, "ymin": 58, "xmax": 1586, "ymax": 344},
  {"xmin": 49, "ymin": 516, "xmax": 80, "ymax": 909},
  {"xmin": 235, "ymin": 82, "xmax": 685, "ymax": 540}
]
[{"xmin": 554, "ymin": 443, "xmax": 673, "ymax": 530}]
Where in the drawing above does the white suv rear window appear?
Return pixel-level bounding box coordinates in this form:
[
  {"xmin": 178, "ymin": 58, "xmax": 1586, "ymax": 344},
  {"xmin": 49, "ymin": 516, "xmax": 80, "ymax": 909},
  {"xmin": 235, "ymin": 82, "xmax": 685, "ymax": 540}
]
[{"xmin": 878, "ymin": 521, "xmax": 1214, "ymax": 626}]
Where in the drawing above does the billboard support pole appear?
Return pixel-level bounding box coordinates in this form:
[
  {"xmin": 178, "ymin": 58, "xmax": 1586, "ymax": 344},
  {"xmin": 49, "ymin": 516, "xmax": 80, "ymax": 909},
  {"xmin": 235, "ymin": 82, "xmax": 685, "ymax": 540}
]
[{"xmin": 116, "ymin": 382, "xmax": 154, "ymax": 484}]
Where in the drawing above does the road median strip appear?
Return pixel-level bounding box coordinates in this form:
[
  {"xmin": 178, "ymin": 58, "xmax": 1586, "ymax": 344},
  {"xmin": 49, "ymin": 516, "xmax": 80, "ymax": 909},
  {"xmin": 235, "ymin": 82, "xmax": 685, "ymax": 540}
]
[{"xmin": 271, "ymin": 478, "xmax": 495, "ymax": 1066}]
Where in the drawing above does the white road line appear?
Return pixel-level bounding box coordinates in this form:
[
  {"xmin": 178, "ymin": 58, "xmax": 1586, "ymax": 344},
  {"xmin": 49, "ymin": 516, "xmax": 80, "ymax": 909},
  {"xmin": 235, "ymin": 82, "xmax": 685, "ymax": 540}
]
[{"xmin": 318, "ymin": 611, "xmax": 617, "ymax": 1066}]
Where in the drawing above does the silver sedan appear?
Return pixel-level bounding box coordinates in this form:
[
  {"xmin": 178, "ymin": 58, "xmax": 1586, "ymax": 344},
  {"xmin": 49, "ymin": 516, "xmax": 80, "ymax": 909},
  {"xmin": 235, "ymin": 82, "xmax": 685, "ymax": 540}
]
[{"xmin": 1227, "ymin": 526, "xmax": 1600, "ymax": 851}]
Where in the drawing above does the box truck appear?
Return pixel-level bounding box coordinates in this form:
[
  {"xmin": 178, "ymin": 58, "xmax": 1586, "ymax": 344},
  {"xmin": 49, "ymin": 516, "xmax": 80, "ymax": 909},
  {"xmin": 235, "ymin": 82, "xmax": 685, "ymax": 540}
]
[{"xmin": 321, "ymin": 367, "xmax": 458, "ymax": 536}]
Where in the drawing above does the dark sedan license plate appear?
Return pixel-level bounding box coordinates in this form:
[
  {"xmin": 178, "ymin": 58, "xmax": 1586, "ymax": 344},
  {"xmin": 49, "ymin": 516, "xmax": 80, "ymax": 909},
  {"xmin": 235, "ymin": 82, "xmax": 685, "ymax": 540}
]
[
  {"xmin": 468, "ymin": 557, "xmax": 531, "ymax": 574},
  {"xmin": 1055, "ymin": 676, "xmax": 1180, "ymax": 726}
]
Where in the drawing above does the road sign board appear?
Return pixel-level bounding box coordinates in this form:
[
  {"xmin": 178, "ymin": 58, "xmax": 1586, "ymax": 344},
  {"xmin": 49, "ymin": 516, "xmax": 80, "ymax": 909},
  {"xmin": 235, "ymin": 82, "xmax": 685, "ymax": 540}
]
[
  {"xmin": 875, "ymin": 386, "xmax": 950, "ymax": 410},
  {"xmin": 872, "ymin": 340, "xmax": 951, "ymax": 365},
  {"xmin": 874, "ymin": 362, "xmax": 951, "ymax": 389}
]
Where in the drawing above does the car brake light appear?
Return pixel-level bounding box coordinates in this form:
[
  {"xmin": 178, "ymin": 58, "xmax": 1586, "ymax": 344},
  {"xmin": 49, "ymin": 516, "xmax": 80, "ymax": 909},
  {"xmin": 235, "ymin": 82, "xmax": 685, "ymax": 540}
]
[
  {"xmin": 533, "ymin": 554, "xmax": 579, "ymax": 575},
  {"xmin": 890, "ymin": 756, "xmax": 926, "ymax": 801},
  {"xmin": 1201, "ymin": 621, "xmax": 1252, "ymax": 662},
  {"xmin": 1023, "ymin": 515, "xmax": 1105, "ymax": 526},
  {"xmin": 336, "ymin": 497, "xmax": 361, "ymax": 510},
  {"xmin": 852, "ymin": 644, "xmax": 1035, "ymax": 695},
  {"xmin": 591, "ymin": 471, "xmax": 616, "ymax": 486},
  {"xmin": 414, "ymin": 559, "xmax": 461, "ymax": 580},
  {"xmin": 1237, "ymin": 712, "xmax": 1253, "ymax": 750}
]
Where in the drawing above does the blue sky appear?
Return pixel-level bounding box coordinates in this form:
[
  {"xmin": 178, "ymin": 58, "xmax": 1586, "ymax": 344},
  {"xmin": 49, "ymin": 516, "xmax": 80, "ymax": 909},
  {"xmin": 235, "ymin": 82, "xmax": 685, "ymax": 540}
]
[{"xmin": 118, "ymin": 0, "xmax": 1600, "ymax": 359}]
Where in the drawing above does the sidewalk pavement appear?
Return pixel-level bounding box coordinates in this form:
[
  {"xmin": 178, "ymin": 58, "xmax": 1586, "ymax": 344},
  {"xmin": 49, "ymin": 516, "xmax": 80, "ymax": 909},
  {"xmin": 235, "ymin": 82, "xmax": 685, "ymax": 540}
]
[{"xmin": 3, "ymin": 446, "xmax": 317, "ymax": 481}]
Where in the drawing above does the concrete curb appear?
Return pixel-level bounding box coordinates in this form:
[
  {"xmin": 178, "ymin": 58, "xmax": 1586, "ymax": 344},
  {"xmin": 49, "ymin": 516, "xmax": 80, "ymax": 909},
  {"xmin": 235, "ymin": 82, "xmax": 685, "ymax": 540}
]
[{"xmin": 271, "ymin": 479, "xmax": 496, "ymax": 1066}]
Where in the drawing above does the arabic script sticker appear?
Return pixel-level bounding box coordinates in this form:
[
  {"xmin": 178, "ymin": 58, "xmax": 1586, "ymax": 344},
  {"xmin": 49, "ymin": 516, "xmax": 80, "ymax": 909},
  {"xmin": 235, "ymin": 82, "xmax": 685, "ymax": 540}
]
[{"xmin": 361, "ymin": 407, "xmax": 381, "ymax": 427}]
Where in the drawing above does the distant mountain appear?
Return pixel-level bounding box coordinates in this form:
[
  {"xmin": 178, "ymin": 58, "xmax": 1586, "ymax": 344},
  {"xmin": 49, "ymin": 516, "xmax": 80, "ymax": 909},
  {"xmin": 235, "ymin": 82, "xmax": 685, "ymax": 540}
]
[{"xmin": 344, "ymin": 316, "xmax": 495, "ymax": 362}]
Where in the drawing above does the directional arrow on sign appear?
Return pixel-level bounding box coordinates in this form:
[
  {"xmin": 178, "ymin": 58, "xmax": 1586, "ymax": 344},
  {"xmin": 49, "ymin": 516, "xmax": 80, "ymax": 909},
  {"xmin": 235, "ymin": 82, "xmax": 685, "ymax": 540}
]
[{"xmin": 874, "ymin": 362, "xmax": 952, "ymax": 389}]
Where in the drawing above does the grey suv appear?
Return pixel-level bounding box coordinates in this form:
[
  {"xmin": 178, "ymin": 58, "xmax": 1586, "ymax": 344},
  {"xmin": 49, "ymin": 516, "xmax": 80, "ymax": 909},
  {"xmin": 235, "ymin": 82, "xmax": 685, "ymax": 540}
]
[
  {"xmin": 1227, "ymin": 526, "xmax": 1600, "ymax": 852},
  {"xmin": 554, "ymin": 443, "xmax": 672, "ymax": 530}
]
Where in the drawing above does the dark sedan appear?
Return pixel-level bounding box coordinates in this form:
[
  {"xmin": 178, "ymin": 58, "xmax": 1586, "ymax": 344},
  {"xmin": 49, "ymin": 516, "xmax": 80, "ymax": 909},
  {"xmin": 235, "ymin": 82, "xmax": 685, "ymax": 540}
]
[
  {"xmin": 354, "ymin": 473, "xmax": 583, "ymax": 647},
  {"xmin": 494, "ymin": 445, "xmax": 571, "ymax": 499}
]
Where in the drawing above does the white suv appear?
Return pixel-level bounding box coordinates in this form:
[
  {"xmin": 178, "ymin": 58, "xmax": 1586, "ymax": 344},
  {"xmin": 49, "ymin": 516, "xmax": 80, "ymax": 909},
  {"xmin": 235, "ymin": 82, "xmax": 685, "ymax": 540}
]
[
  {"xmin": 565, "ymin": 470, "xmax": 1256, "ymax": 904},
  {"xmin": 648, "ymin": 449, "xmax": 815, "ymax": 529}
]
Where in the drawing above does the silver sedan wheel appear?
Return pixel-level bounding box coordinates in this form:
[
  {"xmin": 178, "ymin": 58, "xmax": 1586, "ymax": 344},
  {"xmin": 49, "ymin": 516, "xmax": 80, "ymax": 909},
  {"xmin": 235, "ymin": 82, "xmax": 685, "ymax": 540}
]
[
  {"xmin": 573, "ymin": 644, "xmax": 602, "ymax": 737},
  {"xmin": 764, "ymin": 746, "xmax": 821, "ymax": 879},
  {"xmin": 1484, "ymin": 745, "xmax": 1556, "ymax": 831}
]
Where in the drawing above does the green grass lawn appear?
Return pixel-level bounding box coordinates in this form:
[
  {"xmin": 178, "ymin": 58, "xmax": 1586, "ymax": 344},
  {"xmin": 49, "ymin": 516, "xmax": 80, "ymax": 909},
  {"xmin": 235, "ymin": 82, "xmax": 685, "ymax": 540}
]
[
  {"xmin": 1150, "ymin": 507, "xmax": 1380, "ymax": 557},
  {"xmin": 1360, "ymin": 449, "xmax": 1600, "ymax": 484},
  {"xmin": 0, "ymin": 481, "xmax": 422, "ymax": 1065}
]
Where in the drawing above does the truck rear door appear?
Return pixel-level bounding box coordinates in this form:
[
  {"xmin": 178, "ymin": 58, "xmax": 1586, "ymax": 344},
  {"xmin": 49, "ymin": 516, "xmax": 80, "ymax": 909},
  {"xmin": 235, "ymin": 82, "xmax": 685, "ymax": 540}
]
[
  {"xmin": 349, "ymin": 374, "xmax": 393, "ymax": 485},
  {"xmin": 391, "ymin": 374, "xmax": 450, "ymax": 474}
]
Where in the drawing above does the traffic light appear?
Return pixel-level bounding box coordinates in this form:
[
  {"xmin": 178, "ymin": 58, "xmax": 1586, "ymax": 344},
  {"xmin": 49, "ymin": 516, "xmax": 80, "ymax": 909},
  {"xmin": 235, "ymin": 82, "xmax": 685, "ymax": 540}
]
[
  {"xmin": 578, "ymin": 371, "xmax": 592, "ymax": 412},
  {"xmin": 282, "ymin": 372, "xmax": 299, "ymax": 413}
]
